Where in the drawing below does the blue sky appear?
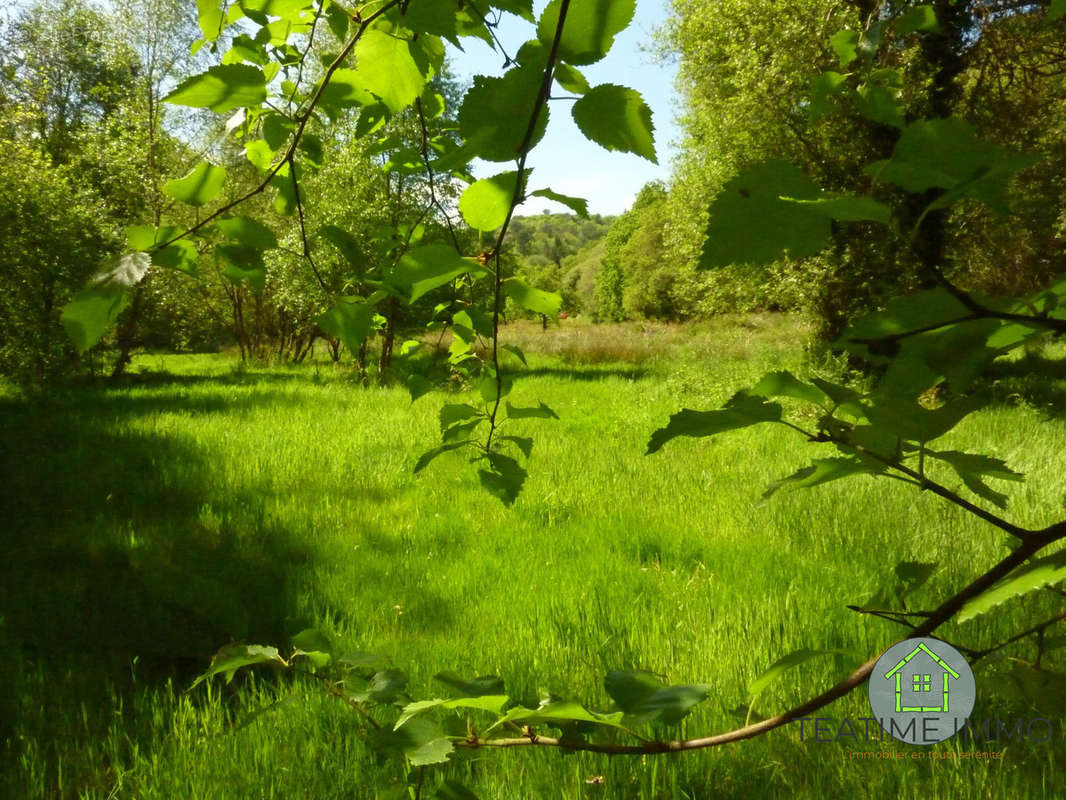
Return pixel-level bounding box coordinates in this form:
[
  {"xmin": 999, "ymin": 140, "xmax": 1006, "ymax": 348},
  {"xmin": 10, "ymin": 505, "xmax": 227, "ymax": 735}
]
[{"xmin": 448, "ymin": 1, "xmax": 680, "ymax": 217}]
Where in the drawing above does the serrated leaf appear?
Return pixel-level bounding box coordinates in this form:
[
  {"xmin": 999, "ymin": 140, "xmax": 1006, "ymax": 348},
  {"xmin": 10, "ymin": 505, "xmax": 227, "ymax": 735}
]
[
  {"xmin": 197, "ymin": 0, "xmax": 224, "ymax": 41},
  {"xmin": 489, "ymin": 701, "xmax": 625, "ymax": 732},
  {"xmin": 164, "ymin": 163, "xmax": 226, "ymax": 207},
  {"xmin": 866, "ymin": 118, "xmax": 1038, "ymax": 214},
  {"xmin": 647, "ymin": 393, "xmax": 781, "ymax": 454},
  {"xmin": 530, "ymin": 188, "xmax": 588, "ymax": 216},
  {"xmin": 459, "ymin": 170, "xmax": 526, "ymax": 231},
  {"xmin": 503, "ymin": 278, "xmax": 561, "ymax": 317},
  {"xmin": 505, "ymin": 401, "xmax": 558, "ymax": 420},
  {"xmin": 318, "ymin": 68, "xmax": 376, "ymax": 110},
  {"xmin": 863, "ymin": 394, "xmax": 984, "ymax": 444},
  {"xmin": 216, "ymin": 216, "xmax": 277, "ymax": 249},
  {"xmin": 291, "ymin": 628, "xmax": 331, "ymax": 654},
  {"xmin": 459, "ymin": 65, "xmax": 548, "ymax": 162},
  {"xmin": 748, "ymin": 649, "xmax": 840, "ymax": 698},
  {"xmin": 93, "ymin": 252, "xmax": 153, "ymax": 289},
  {"xmin": 762, "ymin": 457, "xmax": 882, "ymax": 500},
  {"xmin": 386, "ymin": 716, "xmax": 453, "ymax": 766},
  {"xmin": 537, "ymin": 0, "xmax": 635, "ymax": 65},
  {"xmin": 391, "ymin": 245, "xmax": 478, "ymax": 303},
  {"xmin": 829, "ymin": 29, "xmax": 858, "ymax": 68},
  {"xmin": 317, "ymin": 293, "xmax": 385, "ymax": 355},
  {"xmin": 164, "ymin": 64, "xmax": 267, "ymax": 112},
  {"xmin": 959, "ymin": 550, "xmax": 1066, "ymax": 622},
  {"xmin": 602, "ymin": 671, "xmax": 709, "ymax": 724},
  {"xmin": 434, "ymin": 671, "xmax": 506, "ymax": 697},
  {"xmin": 572, "ymin": 84, "xmax": 656, "ymax": 163},
  {"xmin": 216, "ymin": 244, "xmax": 266, "ymax": 292},
  {"xmin": 191, "ymin": 644, "xmax": 286, "ymax": 688},
  {"xmin": 750, "ymin": 371, "xmax": 827, "ymax": 405},
  {"xmin": 896, "ymin": 4, "xmax": 939, "ymax": 35},
  {"xmin": 781, "ymin": 194, "xmax": 891, "ymax": 223},
  {"xmin": 501, "ymin": 344, "xmax": 527, "ymax": 365},
  {"xmin": 61, "ymin": 286, "xmax": 129, "ymax": 353},
  {"xmin": 352, "ymin": 29, "xmax": 429, "ymax": 113},
  {"xmin": 554, "ymin": 62, "xmax": 590, "ymax": 94},
  {"xmin": 700, "ymin": 161, "xmax": 826, "ymax": 268},
  {"xmin": 394, "ymin": 695, "xmax": 509, "ymax": 731}
]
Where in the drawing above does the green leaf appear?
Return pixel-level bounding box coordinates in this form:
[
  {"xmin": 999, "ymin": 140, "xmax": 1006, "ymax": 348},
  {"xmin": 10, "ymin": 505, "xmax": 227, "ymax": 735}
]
[
  {"xmin": 836, "ymin": 288, "xmax": 973, "ymax": 354},
  {"xmin": 700, "ymin": 161, "xmax": 827, "ymax": 268},
  {"xmin": 316, "ymin": 293, "xmax": 385, "ymax": 355},
  {"xmin": 896, "ymin": 4, "xmax": 939, "ymax": 35},
  {"xmin": 216, "ymin": 245, "xmax": 266, "ymax": 292},
  {"xmin": 61, "ymin": 286, "xmax": 129, "ymax": 353},
  {"xmin": 829, "ymin": 29, "xmax": 858, "ymax": 68},
  {"xmin": 394, "ymin": 695, "xmax": 510, "ymax": 730},
  {"xmin": 780, "ymin": 194, "xmax": 891, "ymax": 224},
  {"xmin": 128, "ymin": 226, "xmax": 198, "ymax": 275},
  {"xmin": 262, "ymin": 114, "xmax": 294, "ymax": 149},
  {"xmin": 750, "ymin": 371, "xmax": 828, "ymax": 405},
  {"xmin": 863, "ymin": 394, "xmax": 984, "ymax": 444},
  {"xmin": 554, "ymin": 62, "xmax": 591, "ymax": 94},
  {"xmin": 503, "ymin": 278, "xmax": 561, "ymax": 317},
  {"xmin": 197, "ymin": 0, "xmax": 224, "ymax": 41},
  {"xmin": 269, "ymin": 161, "xmax": 301, "ymax": 216},
  {"xmin": 572, "ymin": 84, "xmax": 656, "ymax": 163},
  {"xmin": 1052, "ymin": 0, "xmax": 1066, "ymax": 21},
  {"xmin": 490, "ymin": 701, "xmax": 625, "ymax": 732},
  {"xmin": 459, "ymin": 171, "xmax": 525, "ymax": 231},
  {"xmin": 244, "ymin": 140, "xmax": 274, "ymax": 172},
  {"xmin": 459, "ymin": 65, "xmax": 548, "ymax": 162},
  {"xmin": 959, "ymin": 550, "xmax": 1066, "ymax": 622},
  {"xmin": 762, "ymin": 457, "xmax": 882, "ymax": 500},
  {"xmin": 391, "ymin": 245, "xmax": 479, "ymax": 303},
  {"xmin": 216, "ymin": 215, "xmax": 277, "ymax": 249},
  {"xmin": 291, "ymin": 628, "xmax": 331, "ymax": 654},
  {"xmin": 748, "ymin": 649, "xmax": 840, "ymax": 698},
  {"xmin": 163, "ymin": 163, "xmax": 226, "ymax": 207},
  {"xmin": 926, "ymin": 450, "xmax": 1023, "ymax": 509},
  {"xmin": 478, "ymin": 453, "xmax": 526, "ymax": 506},
  {"xmin": 191, "ymin": 644, "xmax": 286, "ymax": 688},
  {"xmin": 318, "ymin": 68, "xmax": 376, "ymax": 109},
  {"xmin": 866, "ymin": 118, "xmax": 1039, "ymax": 214},
  {"xmin": 505, "ymin": 401, "xmax": 558, "ymax": 420},
  {"xmin": 434, "ymin": 671, "xmax": 506, "ymax": 697},
  {"xmin": 537, "ymin": 0, "xmax": 635, "ymax": 65},
  {"xmin": 393, "ymin": 717, "xmax": 453, "ymax": 766},
  {"xmin": 853, "ymin": 83, "xmax": 904, "ymax": 128},
  {"xmin": 646, "ymin": 393, "xmax": 781, "ymax": 454},
  {"xmin": 352, "ymin": 29, "xmax": 428, "ymax": 113},
  {"xmin": 530, "ymin": 188, "xmax": 588, "ymax": 216},
  {"xmin": 350, "ymin": 668, "xmax": 408, "ymax": 704},
  {"xmin": 603, "ymin": 671, "xmax": 710, "ymax": 724},
  {"xmin": 810, "ymin": 71, "xmax": 847, "ymax": 122},
  {"xmin": 414, "ymin": 442, "xmax": 470, "ymax": 473},
  {"xmin": 164, "ymin": 64, "xmax": 267, "ymax": 112}
]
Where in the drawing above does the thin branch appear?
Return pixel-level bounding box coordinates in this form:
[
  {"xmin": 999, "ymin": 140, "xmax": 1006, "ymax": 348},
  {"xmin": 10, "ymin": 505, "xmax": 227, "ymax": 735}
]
[
  {"xmin": 153, "ymin": 0, "xmax": 403, "ymax": 253},
  {"xmin": 288, "ymin": 155, "xmax": 330, "ymax": 293},
  {"xmin": 483, "ymin": 0, "xmax": 571, "ymax": 452},
  {"xmin": 449, "ymin": 524, "xmax": 1066, "ymax": 755}
]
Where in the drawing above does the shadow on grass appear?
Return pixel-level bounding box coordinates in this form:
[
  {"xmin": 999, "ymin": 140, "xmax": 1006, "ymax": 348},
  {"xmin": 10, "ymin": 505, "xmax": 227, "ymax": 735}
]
[
  {"xmin": 983, "ymin": 352, "xmax": 1066, "ymax": 418},
  {"xmin": 515, "ymin": 366, "xmax": 650, "ymax": 382},
  {"xmin": 0, "ymin": 389, "xmax": 321, "ymax": 796}
]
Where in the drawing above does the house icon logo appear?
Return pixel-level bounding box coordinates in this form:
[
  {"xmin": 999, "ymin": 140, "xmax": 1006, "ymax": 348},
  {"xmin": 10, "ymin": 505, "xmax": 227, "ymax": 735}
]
[{"xmin": 868, "ymin": 637, "xmax": 976, "ymax": 745}]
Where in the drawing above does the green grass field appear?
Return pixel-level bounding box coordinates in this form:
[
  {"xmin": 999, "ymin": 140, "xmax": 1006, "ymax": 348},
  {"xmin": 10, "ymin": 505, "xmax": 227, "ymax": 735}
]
[{"xmin": 2, "ymin": 315, "xmax": 1065, "ymax": 799}]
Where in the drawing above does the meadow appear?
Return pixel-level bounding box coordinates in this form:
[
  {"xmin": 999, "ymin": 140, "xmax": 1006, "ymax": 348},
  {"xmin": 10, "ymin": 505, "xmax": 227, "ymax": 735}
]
[{"xmin": 2, "ymin": 315, "xmax": 1065, "ymax": 799}]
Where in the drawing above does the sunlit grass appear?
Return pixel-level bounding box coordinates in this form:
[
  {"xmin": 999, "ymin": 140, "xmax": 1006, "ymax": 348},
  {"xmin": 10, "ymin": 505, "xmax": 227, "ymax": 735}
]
[{"xmin": 2, "ymin": 316, "xmax": 1064, "ymax": 799}]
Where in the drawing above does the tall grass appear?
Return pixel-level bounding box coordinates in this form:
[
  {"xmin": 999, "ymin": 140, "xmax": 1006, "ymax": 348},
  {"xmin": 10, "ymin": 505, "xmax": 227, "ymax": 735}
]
[{"xmin": 2, "ymin": 315, "xmax": 1064, "ymax": 799}]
